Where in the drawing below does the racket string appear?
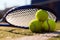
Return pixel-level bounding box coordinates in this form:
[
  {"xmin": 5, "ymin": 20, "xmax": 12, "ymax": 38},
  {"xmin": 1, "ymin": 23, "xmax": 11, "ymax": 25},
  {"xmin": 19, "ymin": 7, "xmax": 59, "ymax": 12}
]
[{"xmin": 6, "ymin": 8, "xmax": 38, "ymax": 26}]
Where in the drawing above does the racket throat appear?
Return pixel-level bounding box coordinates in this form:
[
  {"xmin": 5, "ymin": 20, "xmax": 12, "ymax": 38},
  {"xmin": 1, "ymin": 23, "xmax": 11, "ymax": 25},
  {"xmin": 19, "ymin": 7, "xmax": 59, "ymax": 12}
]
[{"xmin": 0, "ymin": 18, "xmax": 4, "ymax": 22}]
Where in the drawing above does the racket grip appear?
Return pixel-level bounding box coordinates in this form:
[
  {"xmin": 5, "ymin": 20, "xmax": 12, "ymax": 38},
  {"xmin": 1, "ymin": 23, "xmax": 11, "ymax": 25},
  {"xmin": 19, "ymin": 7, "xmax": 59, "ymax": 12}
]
[
  {"xmin": 0, "ymin": 23, "xmax": 10, "ymax": 26},
  {"xmin": 0, "ymin": 23, "xmax": 29, "ymax": 29}
]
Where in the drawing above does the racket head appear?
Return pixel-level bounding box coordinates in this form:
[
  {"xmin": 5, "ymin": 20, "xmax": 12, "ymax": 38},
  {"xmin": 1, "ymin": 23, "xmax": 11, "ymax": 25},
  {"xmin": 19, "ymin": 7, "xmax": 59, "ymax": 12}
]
[{"xmin": 5, "ymin": 5, "xmax": 56, "ymax": 28}]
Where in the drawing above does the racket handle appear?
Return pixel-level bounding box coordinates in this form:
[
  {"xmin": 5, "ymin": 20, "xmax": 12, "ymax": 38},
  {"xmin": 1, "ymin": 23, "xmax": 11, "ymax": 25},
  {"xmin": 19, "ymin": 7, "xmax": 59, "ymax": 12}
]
[
  {"xmin": 0, "ymin": 23, "xmax": 29, "ymax": 29},
  {"xmin": 0, "ymin": 23, "xmax": 10, "ymax": 26}
]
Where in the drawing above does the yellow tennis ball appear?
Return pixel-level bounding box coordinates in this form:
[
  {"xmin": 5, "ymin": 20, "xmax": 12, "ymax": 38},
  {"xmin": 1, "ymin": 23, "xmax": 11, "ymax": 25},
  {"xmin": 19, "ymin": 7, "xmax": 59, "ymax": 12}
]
[
  {"xmin": 29, "ymin": 19, "xmax": 43, "ymax": 33},
  {"xmin": 42, "ymin": 19, "xmax": 56, "ymax": 32},
  {"xmin": 35, "ymin": 9, "xmax": 48, "ymax": 21}
]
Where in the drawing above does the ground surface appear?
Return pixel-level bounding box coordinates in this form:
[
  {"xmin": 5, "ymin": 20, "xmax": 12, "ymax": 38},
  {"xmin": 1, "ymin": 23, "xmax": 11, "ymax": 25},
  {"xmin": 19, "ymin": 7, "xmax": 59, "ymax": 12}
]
[
  {"xmin": 0, "ymin": 21, "xmax": 60, "ymax": 40},
  {"xmin": 13, "ymin": 30, "xmax": 60, "ymax": 40}
]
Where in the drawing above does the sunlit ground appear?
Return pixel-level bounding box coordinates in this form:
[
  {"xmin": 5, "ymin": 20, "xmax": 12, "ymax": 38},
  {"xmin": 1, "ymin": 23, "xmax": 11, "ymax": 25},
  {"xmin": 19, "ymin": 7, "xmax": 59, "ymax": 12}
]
[
  {"xmin": 55, "ymin": 21, "xmax": 60, "ymax": 30},
  {"xmin": 0, "ymin": 21, "xmax": 60, "ymax": 40}
]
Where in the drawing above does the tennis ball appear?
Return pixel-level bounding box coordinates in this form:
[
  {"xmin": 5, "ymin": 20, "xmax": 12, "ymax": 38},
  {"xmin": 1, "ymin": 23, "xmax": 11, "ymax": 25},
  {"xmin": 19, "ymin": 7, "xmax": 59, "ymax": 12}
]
[
  {"xmin": 42, "ymin": 19, "xmax": 56, "ymax": 32},
  {"xmin": 29, "ymin": 19, "xmax": 43, "ymax": 33},
  {"xmin": 35, "ymin": 9, "xmax": 48, "ymax": 21}
]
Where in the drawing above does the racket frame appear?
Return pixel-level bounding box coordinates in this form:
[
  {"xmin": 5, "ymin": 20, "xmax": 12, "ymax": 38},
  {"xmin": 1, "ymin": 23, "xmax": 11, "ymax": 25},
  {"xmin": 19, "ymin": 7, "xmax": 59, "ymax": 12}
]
[{"xmin": 4, "ymin": 5, "xmax": 56, "ymax": 28}]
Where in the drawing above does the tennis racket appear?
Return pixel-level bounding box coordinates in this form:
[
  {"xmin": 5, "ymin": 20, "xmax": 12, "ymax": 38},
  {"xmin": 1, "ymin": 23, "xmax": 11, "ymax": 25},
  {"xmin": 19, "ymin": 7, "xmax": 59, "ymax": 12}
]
[{"xmin": 0, "ymin": 5, "xmax": 56, "ymax": 28}]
